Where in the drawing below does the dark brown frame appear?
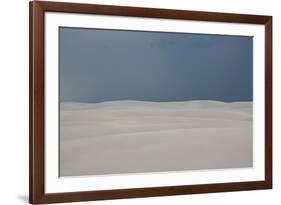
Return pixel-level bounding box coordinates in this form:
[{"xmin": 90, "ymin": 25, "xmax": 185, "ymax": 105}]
[{"xmin": 29, "ymin": 1, "xmax": 272, "ymax": 204}]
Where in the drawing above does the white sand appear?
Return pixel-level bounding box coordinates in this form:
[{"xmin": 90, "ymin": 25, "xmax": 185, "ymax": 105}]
[{"xmin": 59, "ymin": 100, "xmax": 253, "ymax": 177}]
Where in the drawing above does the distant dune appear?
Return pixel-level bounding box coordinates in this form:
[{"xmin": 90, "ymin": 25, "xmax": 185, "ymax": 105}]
[{"xmin": 60, "ymin": 100, "xmax": 253, "ymax": 177}]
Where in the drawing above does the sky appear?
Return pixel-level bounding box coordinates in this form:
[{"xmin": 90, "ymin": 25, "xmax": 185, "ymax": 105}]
[{"xmin": 59, "ymin": 27, "xmax": 253, "ymax": 103}]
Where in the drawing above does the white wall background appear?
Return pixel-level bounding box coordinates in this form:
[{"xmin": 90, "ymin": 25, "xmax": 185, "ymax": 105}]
[{"xmin": 0, "ymin": 0, "xmax": 279, "ymax": 204}]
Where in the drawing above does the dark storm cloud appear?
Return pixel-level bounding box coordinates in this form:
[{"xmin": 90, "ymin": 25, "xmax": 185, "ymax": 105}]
[{"xmin": 59, "ymin": 27, "xmax": 253, "ymax": 103}]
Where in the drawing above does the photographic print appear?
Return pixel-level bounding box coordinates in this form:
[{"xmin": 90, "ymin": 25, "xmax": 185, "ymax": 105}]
[
  {"xmin": 29, "ymin": 1, "xmax": 272, "ymax": 204},
  {"xmin": 59, "ymin": 27, "xmax": 253, "ymax": 177}
]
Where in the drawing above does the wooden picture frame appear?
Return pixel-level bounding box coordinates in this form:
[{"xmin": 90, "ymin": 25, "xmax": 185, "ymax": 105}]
[{"xmin": 29, "ymin": 1, "xmax": 272, "ymax": 204}]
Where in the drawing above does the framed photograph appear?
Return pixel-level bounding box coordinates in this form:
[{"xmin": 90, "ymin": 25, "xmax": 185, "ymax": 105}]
[{"xmin": 29, "ymin": 1, "xmax": 272, "ymax": 204}]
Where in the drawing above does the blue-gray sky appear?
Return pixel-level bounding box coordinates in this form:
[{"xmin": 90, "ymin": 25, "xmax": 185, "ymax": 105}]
[{"xmin": 59, "ymin": 27, "xmax": 253, "ymax": 103}]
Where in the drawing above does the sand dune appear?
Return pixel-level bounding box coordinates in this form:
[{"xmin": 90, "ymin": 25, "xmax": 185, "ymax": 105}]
[{"xmin": 59, "ymin": 100, "xmax": 253, "ymax": 177}]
